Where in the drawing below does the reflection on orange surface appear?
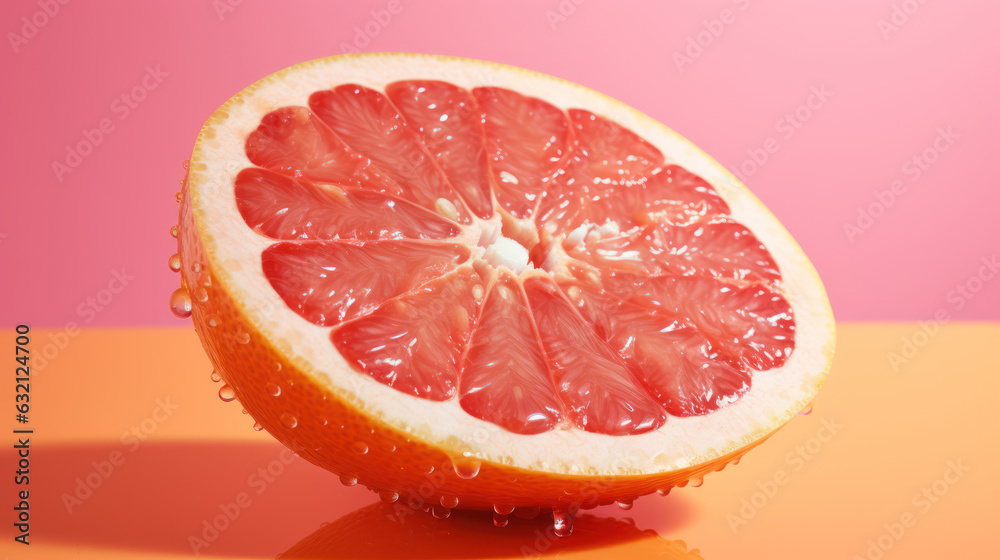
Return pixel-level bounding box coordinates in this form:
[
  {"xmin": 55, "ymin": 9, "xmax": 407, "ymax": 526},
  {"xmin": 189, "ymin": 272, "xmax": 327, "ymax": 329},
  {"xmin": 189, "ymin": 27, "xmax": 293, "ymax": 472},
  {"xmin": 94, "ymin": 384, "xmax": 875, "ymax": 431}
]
[
  {"xmin": 19, "ymin": 440, "xmax": 696, "ymax": 559},
  {"xmin": 280, "ymin": 502, "xmax": 702, "ymax": 559}
]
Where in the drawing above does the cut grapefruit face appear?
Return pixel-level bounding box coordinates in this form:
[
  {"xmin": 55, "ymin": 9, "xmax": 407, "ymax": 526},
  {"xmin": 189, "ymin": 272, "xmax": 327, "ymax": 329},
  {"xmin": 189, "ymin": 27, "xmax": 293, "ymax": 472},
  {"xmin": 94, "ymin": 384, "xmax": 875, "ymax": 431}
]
[{"xmin": 173, "ymin": 53, "xmax": 834, "ymax": 523}]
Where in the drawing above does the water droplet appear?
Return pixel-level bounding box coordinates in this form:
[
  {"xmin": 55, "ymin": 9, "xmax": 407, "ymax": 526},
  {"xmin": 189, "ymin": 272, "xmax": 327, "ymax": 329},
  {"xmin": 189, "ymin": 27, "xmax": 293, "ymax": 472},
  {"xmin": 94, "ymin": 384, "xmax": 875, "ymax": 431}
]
[
  {"xmin": 690, "ymin": 476, "xmax": 704, "ymax": 488},
  {"xmin": 205, "ymin": 314, "xmax": 220, "ymax": 328},
  {"xmin": 493, "ymin": 512, "xmax": 509, "ymax": 527},
  {"xmin": 452, "ymin": 454, "xmax": 481, "ymax": 479},
  {"xmin": 552, "ymin": 510, "xmax": 574, "ymax": 537},
  {"xmin": 218, "ymin": 385, "xmax": 235, "ymax": 402},
  {"xmin": 241, "ymin": 408, "xmax": 248, "ymax": 415},
  {"xmin": 353, "ymin": 442, "xmax": 369, "ymax": 455},
  {"xmin": 175, "ymin": 191, "xmax": 182, "ymax": 202},
  {"xmin": 210, "ymin": 370, "xmax": 221, "ymax": 382},
  {"xmin": 169, "ymin": 288, "xmax": 192, "ymax": 318},
  {"xmin": 339, "ymin": 474, "xmax": 357, "ymax": 486},
  {"xmin": 168, "ymin": 254, "xmax": 181, "ymax": 272},
  {"xmin": 191, "ymin": 262, "xmax": 202, "ymax": 273},
  {"xmin": 431, "ymin": 505, "xmax": 452, "ymax": 519},
  {"xmin": 440, "ymin": 496, "xmax": 459, "ymax": 508},
  {"xmin": 235, "ymin": 330, "xmax": 250, "ymax": 344},
  {"xmin": 656, "ymin": 488, "xmax": 671, "ymax": 496},
  {"xmin": 798, "ymin": 403, "xmax": 813, "ymax": 416},
  {"xmin": 616, "ymin": 498, "xmax": 633, "ymax": 510},
  {"xmin": 266, "ymin": 383, "xmax": 281, "ymax": 396},
  {"xmin": 170, "ymin": 225, "xmax": 178, "ymax": 238},
  {"xmin": 493, "ymin": 504, "xmax": 514, "ymax": 515},
  {"xmin": 379, "ymin": 490, "xmax": 398, "ymax": 503},
  {"xmin": 193, "ymin": 286, "xmax": 209, "ymax": 303},
  {"xmin": 280, "ymin": 412, "xmax": 298, "ymax": 428},
  {"xmin": 252, "ymin": 422, "xmax": 263, "ymax": 431},
  {"xmin": 733, "ymin": 456, "xmax": 742, "ymax": 465}
]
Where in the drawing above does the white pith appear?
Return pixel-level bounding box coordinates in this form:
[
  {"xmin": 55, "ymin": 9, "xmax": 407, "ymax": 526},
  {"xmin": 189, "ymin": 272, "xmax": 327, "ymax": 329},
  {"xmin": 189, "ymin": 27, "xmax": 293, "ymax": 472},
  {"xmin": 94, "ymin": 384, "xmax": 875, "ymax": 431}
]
[{"xmin": 187, "ymin": 53, "xmax": 835, "ymax": 475}]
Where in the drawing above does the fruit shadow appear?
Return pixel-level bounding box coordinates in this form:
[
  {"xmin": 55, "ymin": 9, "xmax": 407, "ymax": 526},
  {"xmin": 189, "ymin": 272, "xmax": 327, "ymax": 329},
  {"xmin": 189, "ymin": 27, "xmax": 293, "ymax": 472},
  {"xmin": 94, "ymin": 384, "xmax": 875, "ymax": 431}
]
[{"xmin": 18, "ymin": 441, "xmax": 697, "ymax": 558}]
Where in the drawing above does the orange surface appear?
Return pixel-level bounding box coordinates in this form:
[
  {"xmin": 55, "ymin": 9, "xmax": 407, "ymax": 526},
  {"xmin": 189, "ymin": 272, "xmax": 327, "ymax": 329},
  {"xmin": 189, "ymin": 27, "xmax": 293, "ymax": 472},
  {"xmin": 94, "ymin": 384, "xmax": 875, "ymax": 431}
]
[{"xmin": 2, "ymin": 322, "xmax": 998, "ymax": 559}]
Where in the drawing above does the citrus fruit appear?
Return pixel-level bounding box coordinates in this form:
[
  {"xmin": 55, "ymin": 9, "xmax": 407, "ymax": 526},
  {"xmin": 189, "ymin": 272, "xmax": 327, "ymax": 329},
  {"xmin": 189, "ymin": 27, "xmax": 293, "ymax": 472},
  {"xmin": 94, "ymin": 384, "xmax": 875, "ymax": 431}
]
[{"xmin": 170, "ymin": 53, "xmax": 834, "ymax": 533}]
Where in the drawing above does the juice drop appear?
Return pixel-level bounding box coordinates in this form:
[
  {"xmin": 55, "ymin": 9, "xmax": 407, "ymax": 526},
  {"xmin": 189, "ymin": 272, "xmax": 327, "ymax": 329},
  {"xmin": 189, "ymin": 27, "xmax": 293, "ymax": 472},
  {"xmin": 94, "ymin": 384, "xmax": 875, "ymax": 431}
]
[
  {"xmin": 493, "ymin": 504, "xmax": 514, "ymax": 515},
  {"xmin": 193, "ymin": 286, "xmax": 209, "ymax": 303},
  {"xmin": 241, "ymin": 408, "xmax": 248, "ymax": 415},
  {"xmin": 353, "ymin": 441, "xmax": 369, "ymax": 455},
  {"xmin": 218, "ymin": 385, "xmax": 236, "ymax": 402},
  {"xmin": 168, "ymin": 254, "xmax": 182, "ymax": 272},
  {"xmin": 616, "ymin": 498, "xmax": 633, "ymax": 510},
  {"xmin": 169, "ymin": 288, "xmax": 192, "ymax": 318},
  {"xmin": 252, "ymin": 422, "xmax": 263, "ymax": 431},
  {"xmin": 798, "ymin": 402, "xmax": 813, "ymax": 415},
  {"xmin": 235, "ymin": 330, "xmax": 250, "ymax": 344},
  {"xmin": 210, "ymin": 370, "xmax": 221, "ymax": 382},
  {"xmin": 431, "ymin": 506, "xmax": 452, "ymax": 519},
  {"xmin": 690, "ymin": 476, "xmax": 704, "ymax": 488},
  {"xmin": 452, "ymin": 454, "xmax": 481, "ymax": 479},
  {"xmin": 656, "ymin": 488, "xmax": 671, "ymax": 496},
  {"xmin": 191, "ymin": 262, "xmax": 202, "ymax": 273},
  {"xmin": 206, "ymin": 314, "xmax": 220, "ymax": 328},
  {"xmin": 493, "ymin": 512, "xmax": 509, "ymax": 527},
  {"xmin": 280, "ymin": 412, "xmax": 298, "ymax": 428},
  {"xmin": 440, "ymin": 495, "xmax": 459, "ymax": 508},
  {"xmin": 266, "ymin": 382, "xmax": 281, "ymax": 396},
  {"xmin": 175, "ymin": 192, "xmax": 182, "ymax": 202},
  {"xmin": 170, "ymin": 225, "xmax": 178, "ymax": 238},
  {"xmin": 379, "ymin": 490, "xmax": 399, "ymax": 503},
  {"xmin": 339, "ymin": 474, "xmax": 357, "ymax": 486},
  {"xmin": 552, "ymin": 510, "xmax": 574, "ymax": 537}
]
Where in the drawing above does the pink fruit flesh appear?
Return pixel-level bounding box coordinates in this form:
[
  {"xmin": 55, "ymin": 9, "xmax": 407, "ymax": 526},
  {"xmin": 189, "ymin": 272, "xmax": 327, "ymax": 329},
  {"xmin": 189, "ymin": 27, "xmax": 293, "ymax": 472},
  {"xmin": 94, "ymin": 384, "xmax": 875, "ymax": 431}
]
[{"xmin": 237, "ymin": 80, "xmax": 796, "ymax": 436}]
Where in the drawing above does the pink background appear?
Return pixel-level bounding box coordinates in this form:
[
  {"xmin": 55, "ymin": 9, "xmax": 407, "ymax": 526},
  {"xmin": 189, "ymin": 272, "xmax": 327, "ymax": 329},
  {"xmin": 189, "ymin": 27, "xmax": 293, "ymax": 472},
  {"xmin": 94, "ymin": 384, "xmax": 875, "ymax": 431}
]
[{"xmin": 2, "ymin": 0, "xmax": 998, "ymax": 327}]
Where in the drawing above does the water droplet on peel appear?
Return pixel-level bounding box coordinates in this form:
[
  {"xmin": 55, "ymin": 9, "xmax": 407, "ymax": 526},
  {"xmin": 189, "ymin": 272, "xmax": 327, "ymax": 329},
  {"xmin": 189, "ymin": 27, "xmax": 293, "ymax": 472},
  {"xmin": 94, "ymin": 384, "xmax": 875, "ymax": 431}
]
[
  {"xmin": 191, "ymin": 262, "xmax": 202, "ymax": 273},
  {"xmin": 353, "ymin": 442, "xmax": 369, "ymax": 455},
  {"xmin": 252, "ymin": 422, "xmax": 264, "ymax": 431},
  {"xmin": 440, "ymin": 496, "xmax": 459, "ymax": 508},
  {"xmin": 552, "ymin": 510, "xmax": 574, "ymax": 537},
  {"xmin": 206, "ymin": 314, "xmax": 220, "ymax": 328},
  {"xmin": 218, "ymin": 385, "xmax": 236, "ymax": 402},
  {"xmin": 170, "ymin": 225, "xmax": 178, "ymax": 238},
  {"xmin": 193, "ymin": 286, "xmax": 208, "ymax": 303},
  {"xmin": 280, "ymin": 412, "xmax": 298, "ymax": 428},
  {"xmin": 339, "ymin": 474, "xmax": 357, "ymax": 486},
  {"xmin": 379, "ymin": 490, "xmax": 398, "ymax": 503},
  {"xmin": 266, "ymin": 383, "xmax": 281, "ymax": 396},
  {"xmin": 235, "ymin": 330, "xmax": 250, "ymax": 344},
  {"xmin": 798, "ymin": 403, "xmax": 813, "ymax": 415},
  {"xmin": 493, "ymin": 512, "xmax": 509, "ymax": 527},
  {"xmin": 241, "ymin": 408, "xmax": 248, "ymax": 415},
  {"xmin": 210, "ymin": 370, "xmax": 221, "ymax": 382},
  {"xmin": 452, "ymin": 454, "xmax": 481, "ymax": 479},
  {"xmin": 175, "ymin": 192, "xmax": 182, "ymax": 202},
  {"xmin": 656, "ymin": 488, "xmax": 672, "ymax": 496},
  {"xmin": 169, "ymin": 288, "xmax": 192, "ymax": 318},
  {"xmin": 616, "ymin": 499, "xmax": 633, "ymax": 510},
  {"xmin": 733, "ymin": 456, "xmax": 742, "ymax": 465},
  {"xmin": 431, "ymin": 506, "xmax": 451, "ymax": 519},
  {"xmin": 494, "ymin": 504, "xmax": 514, "ymax": 515},
  {"xmin": 690, "ymin": 476, "xmax": 704, "ymax": 488},
  {"xmin": 168, "ymin": 254, "xmax": 181, "ymax": 272}
]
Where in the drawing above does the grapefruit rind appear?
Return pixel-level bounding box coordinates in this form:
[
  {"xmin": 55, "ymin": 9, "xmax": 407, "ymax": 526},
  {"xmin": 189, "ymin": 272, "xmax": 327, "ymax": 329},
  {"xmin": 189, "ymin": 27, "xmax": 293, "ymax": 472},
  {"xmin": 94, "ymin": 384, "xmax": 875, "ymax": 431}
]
[{"xmin": 178, "ymin": 53, "xmax": 834, "ymax": 500}]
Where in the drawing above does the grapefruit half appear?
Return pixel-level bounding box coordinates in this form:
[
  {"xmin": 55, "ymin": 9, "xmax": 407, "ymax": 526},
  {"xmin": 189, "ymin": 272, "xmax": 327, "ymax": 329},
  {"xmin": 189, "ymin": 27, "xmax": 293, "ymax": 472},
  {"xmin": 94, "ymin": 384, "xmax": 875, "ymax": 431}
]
[{"xmin": 171, "ymin": 53, "xmax": 834, "ymax": 532}]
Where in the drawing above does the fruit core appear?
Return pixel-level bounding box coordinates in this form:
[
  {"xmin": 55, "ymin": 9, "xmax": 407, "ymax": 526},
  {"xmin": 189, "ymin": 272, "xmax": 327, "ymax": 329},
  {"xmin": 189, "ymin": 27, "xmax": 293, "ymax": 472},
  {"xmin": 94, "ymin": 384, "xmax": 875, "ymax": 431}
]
[{"xmin": 233, "ymin": 80, "xmax": 796, "ymax": 437}]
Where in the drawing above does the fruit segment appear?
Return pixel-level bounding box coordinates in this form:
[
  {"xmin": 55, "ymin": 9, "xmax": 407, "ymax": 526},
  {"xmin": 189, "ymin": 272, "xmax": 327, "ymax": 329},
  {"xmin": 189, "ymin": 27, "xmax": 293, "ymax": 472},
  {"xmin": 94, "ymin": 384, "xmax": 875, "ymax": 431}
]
[
  {"xmin": 386, "ymin": 80, "xmax": 494, "ymax": 219},
  {"xmin": 261, "ymin": 241, "xmax": 470, "ymax": 327},
  {"xmin": 308, "ymin": 85, "xmax": 471, "ymax": 223},
  {"xmin": 567, "ymin": 109, "xmax": 664, "ymax": 182},
  {"xmin": 245, "ymin": 106, "xmax": 400, "ymax": 193},
  {"xmin": 235, "ymin": 167, "xmax": 460, "ymax": 241},
  {"xmin": 474, "ymin": 87, "xmax": 570, "ymax": 220},
  {"xmin": 459, "ymin": 271, "xmax": 563, "ymax": 435},
  {"xmin": 332, "ymin": 268, "xmax": 483, "ymax": 400},
  {"xmin": 564, "ymin": 218, "xmax": 781, "ymax": 286},
  {"xmin": 523, "ymin": 276, "xmax": 666, "ymax": 435}
]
